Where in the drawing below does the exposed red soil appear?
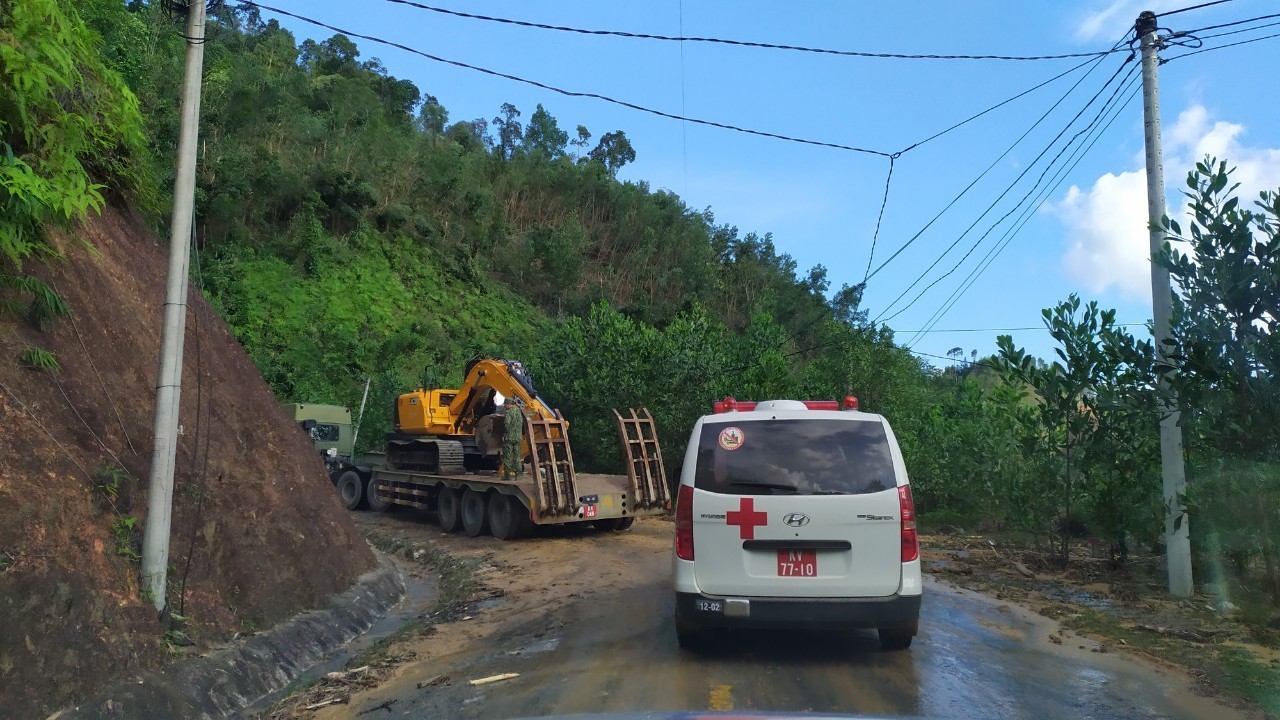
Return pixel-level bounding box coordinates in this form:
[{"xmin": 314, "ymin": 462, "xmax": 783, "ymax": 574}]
[{"xmin": 0, "ymin": 204, "xmax": 375, "ymax": 718}]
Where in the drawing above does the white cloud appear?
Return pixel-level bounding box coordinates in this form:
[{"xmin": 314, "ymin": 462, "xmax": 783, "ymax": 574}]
[
  {"xmin": 1050, "ymin": 105, "xmax": 1280, "ymax": 300},
  {"xmin": 1074, "ymin": 0, "xmax": 1208, "ymax": 42},
  {"xmin": 1053, "ymin": 170, "xmax": 1153, "ymax": 300},
  {"xmin": 1074, "ymin": 0, "xmax": 1184, "ymax": 42}
]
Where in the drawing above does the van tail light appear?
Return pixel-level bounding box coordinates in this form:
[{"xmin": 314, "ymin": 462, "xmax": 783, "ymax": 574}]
[
  {"xmin": 675, "ymin": 484, "xmax": 695, "ymax": 561},
  {"xmin": 899, "ymin": 485, "xmax": 918, "ymax": 563}
]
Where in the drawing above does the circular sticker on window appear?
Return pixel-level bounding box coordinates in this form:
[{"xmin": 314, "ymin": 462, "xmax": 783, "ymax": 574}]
[{"xmin": 718, "ymin": 426, "xmax": 744, "ymax": 451}]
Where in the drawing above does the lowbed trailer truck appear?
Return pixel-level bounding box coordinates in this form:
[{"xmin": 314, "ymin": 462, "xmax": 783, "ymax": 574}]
[
  {"xmin": 365, "ymin": 407, "xmax": 671, "ymax": 540},
  {"xmin": 294, "ymin": 357, "xmax": 672, "ymax": 540}
]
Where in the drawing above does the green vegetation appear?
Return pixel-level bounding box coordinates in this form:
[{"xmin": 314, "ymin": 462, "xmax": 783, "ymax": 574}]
[
  {"xmin": 0, "ymin": 0, "xmax": 149, "ymax": 320},
  {"xmin": 19, "ymin": 345, "xmax": 59, "ymax": 373},
  {"xmin": 111, "ymin": 516, "xmax": 140, "ymax": 561},
  {"xmin": 93, "ymin": 464, "xmax": 127, "ymax": 505},
  {"xmin": 6, "ymin": 2, "xmax": 1276, "ymax": 618}
]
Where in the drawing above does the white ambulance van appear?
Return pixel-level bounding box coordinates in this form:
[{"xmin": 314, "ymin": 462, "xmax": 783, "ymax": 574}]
[{"xmin": 672, "ymin": 397, "xmax": 921, "ymax": 651}]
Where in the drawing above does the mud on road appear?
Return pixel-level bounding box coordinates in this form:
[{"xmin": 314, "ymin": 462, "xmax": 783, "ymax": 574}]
[{"xmin": 278, "ymin": 510, "xmax": 1256, "ymax": 720}]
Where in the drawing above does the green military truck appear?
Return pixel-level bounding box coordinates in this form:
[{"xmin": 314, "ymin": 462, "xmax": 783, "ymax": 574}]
[{"xmin": 286, "ymin": 403, "xmax": 378, "ymax": 510}]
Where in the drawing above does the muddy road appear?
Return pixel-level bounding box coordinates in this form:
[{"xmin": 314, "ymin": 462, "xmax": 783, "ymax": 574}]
[{"xmin": 304, "ymin": 513, "xmax": 1248, "ymax": 720}]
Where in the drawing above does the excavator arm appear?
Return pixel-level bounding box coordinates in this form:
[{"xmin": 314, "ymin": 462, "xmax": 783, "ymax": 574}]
[{"xmin": 447, "ymin": 358, "xmax": 559, "ymax": 433}]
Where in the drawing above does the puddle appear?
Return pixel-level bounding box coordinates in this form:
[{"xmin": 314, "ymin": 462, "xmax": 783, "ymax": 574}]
[
  {"xmin": 1038, "ymin": 584, "xmax": 1112, "ymax": 610},
  {"xmin": 506, "ymin": 637, "xmax": 561, "ymax": 656},
  {"xmin": 241, "ymin": 560, "xmax": 438, "ymax": 717},
  {"xmin": 473, "ymin": 596, "xmax": 507, "ymax": 612}
]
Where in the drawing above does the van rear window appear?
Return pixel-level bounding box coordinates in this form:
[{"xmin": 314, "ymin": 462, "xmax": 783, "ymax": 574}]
[{"xmin": 694, "ymin": 419, "xmax": 896, "ymax": 496}]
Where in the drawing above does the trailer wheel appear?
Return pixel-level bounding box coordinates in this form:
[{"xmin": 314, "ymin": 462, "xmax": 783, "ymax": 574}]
[
  {"xmin": 336, "ymin": 470, "xmax": 365, "ymax": 511},
  {"xmin": 367, "ymin": 478, "xmax": 394, "ymax": 513},
  {"xmin": 593, "ymin": 516, "xmax": 635, "ymax": 532},
  {"xmin": 437, "ymin": 487, "xmax": 462, "ymax": 533},
  {"xmin": 489, "ymin": 494, "xmax": 531, "ymax": 541},
  {"xmin": 460, "ymin": 489, "xmax": 490, "ymax": 537}
]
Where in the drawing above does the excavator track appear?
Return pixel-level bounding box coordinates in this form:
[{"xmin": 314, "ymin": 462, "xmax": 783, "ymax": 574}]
[{"xmin": 385, "ymin": 436, "xmax": 466, "ymax": 475}]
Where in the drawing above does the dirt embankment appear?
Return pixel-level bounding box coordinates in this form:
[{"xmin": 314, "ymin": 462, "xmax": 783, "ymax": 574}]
[{"xmin": 0, "ymin": 205, "xmax": 375, "ymax": 718}]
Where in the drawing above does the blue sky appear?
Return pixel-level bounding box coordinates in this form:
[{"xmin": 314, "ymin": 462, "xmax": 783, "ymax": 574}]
[{"xmin": 259, "ymin": 0, "xmax": 1280, "ymax": 367}]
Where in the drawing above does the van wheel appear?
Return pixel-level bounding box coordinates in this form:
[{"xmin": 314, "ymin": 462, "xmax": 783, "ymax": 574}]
[
  {"xmin": 367, "ymin": 478, "xmax": 394, "ymax": 513},
  {"xmin": 335, "ymin": 471, "xmax": 365, "ymax": 511},
  {"xmin": 437, "ymin": 487, "xmax": 462, "ymax": 533},
  {"xmin": 461, "ymin": 489, "xmax": 490, "ymax": 537},
  {"xmin": 593, "ymin": 517, "xmax": 635, "ymax": 532},
  {"xmin": 488, "ymin": 494, "xmax": 530, "ymax": 541},
  {"xmin": 878, "ymin": 628, "xmax": 914, "ymax": 651}
]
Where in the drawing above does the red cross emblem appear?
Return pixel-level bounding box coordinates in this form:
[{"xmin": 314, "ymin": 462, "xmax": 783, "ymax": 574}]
[{"xmin": 726, "ymin": 497, "xmax": 768, "ymax": 539}]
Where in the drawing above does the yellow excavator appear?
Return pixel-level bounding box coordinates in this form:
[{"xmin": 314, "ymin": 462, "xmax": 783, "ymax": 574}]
[{"xmin": 389, "ymin": 357, "xmax": 566, "ymax": 474}]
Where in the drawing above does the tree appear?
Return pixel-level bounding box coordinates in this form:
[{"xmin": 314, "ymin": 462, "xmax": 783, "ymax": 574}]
[
  {"xmin": 521, "ymin": 104, "xmax": 567, "ymax": 159},
  {"xmin": 571, "ymin": 124, "xmax": 591, "ymax": 160},
  {"xmin": 418, "ymin": 95, "xmax": 448, "ymax": 134},
  {"xmin": 831, "ymin": 282, "xmax": 868, "ymax": 327},
  {"xmin": 299, "ymin": 34, "xmax": 359, "ymax": 76},
  {"xmin": 997, "ymin": 295, "xmax": 1155, "ymax": 566},
  {"xmin": 587, "ymin": 130, "xmax": 635, "ymax": 175},
  {"xmin": 492, "ymin": 102, "xmax": 522, "ymax": 159},
  {"xmin": 1159, "ymin": 158, "xmax": 1280, "ymax": 603}
]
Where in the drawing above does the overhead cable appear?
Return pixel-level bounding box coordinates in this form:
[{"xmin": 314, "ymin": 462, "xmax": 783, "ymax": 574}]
[
  {"xmin": 862, "ymin": 52, "xmax": 1117, "ymax": 284},
  {"xmin": 1157, "ymin": 0, "xmax": 1239, "ymax": 16},
  {"xmin": 377, "ymin": 0, "xmax": 1122, "ymax": 61},
  {"xmin": 883, "ymin": 62, "xmax": 1140, "ymax": 326},
  {"xmin": 240, "ymin": 1, "xmax": 893, "ymax": 156},
  {"xmin": 900, "ymin": 323, "xmax": 1146, "ymax": 333},
  {"xmin": 1175, "ymin": 11, "xmax": 1280, "ymax": 34},
  {"xmin": 905, "ymin": 78, "xmax": 1142, "ymax": 345},
  {"xmin": 1165, "ymin": 30, "xmax": 1280, "ymax": 60},
  {"xmin": 1191, "ymin": 18, "xmax": 1280, "ymax": 40},
  {"xmin": 872, "ymin": 55, "xmax": 1135, "ymax": 320}
]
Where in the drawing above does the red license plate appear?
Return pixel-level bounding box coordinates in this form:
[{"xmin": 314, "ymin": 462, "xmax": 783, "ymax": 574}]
[{"xmin": 777, "ymin": 550, "xmax": 817, "ymax": 577}]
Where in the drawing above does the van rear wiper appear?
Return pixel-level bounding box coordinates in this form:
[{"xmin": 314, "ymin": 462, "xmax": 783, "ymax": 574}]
[{"xmin": 729, "ymin": 481, "xmax": 799, "ymax": 493}]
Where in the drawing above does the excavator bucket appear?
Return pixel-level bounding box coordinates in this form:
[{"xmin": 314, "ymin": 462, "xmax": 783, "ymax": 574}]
[
  {"xmin": 523, "ymin": 414, "xmax": 579, "ymax": 516},
  {"xmin": 613, "ymin": 408, "xmax": 671, "ymax": 511}
]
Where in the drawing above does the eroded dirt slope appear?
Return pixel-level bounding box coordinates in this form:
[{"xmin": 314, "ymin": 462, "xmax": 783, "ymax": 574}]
[{"xmin": 0, "ymin": 205, "xmax": 374, "ymax": 718}]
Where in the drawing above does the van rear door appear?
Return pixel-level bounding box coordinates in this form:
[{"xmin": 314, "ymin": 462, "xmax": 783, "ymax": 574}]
[{"xmin": 690, "ymin": 416, "xmax": 903, "ymax": 598}]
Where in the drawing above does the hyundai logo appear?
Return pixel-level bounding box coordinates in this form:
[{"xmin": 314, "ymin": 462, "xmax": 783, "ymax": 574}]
[{"xmin": 783, "ymin": 512, "xmax": 810, "ymax": 528}]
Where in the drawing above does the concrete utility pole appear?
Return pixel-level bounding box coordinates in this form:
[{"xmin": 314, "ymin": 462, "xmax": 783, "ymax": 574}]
[
  {"xmin": 1136, "ymin": 10, "xmax": 1194, "ymax": 598},
  {"xmin": 141, "ymin": 0, "xmax": 207, "ymax": 612}
]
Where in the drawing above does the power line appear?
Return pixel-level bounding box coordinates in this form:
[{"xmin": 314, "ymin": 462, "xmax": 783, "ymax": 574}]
[
  {"xmin": 1158, "ymin": 0, "xmax": 1240, "ymax": 17},
  {"xmin": 863, "ymin": 156, "xmax": 895, "ymax": 282},
  {"xmin": 886, "ymin": 63, "xmax": 1140, "ymax": 326},
  {"xmin": 376, "ymin": 0, "xmax": 1122, "ymax": 61},
  {"xmin": 906, "ymin": 77, "xmax": 1142, "ymax": 345},
  {"xmin": 863, "ymin": 53, "xmax": 1115, "ymax": 284},
  {"xmin": 899, "ymin": 323, "xmax": 1145, "ymax": 333},
  {"xmin": 240, "ymin": 1, "xmax": 893, "ymax": 157},
  {"xmin": 910, "ymin": 79, "xmax": 1141, "ymax": 346},
  {"xmin": 1165, "ymin": 29, "xmax": 1280, "ymax": 60},
  {"xmin": 1176, "ymin": 11, "xmax": 1280, "ymax": 34},
  {"xmin": 894, "ymin": 56, "xmax": 1103, "ymax": 155},
  {"xmin": 906, "ymin": 347, "xmax": 1003, "ymax": 370},
  {"xmin": 1192, "ymin": 18, "xmax": 1280, "ymax": 41},
  {"xmin": 873, "ymin": 55, "xmax": 1136, "ymax": 321}
]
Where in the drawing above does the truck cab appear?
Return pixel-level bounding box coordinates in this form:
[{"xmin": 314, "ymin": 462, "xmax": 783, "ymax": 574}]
[
  {"xmin": 288, "ymin": 403, "xmax": 376, "ymax": 510},
  {"xmin": 287, "ymin": 403, "xmax": 354, "ymax": 459}
]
